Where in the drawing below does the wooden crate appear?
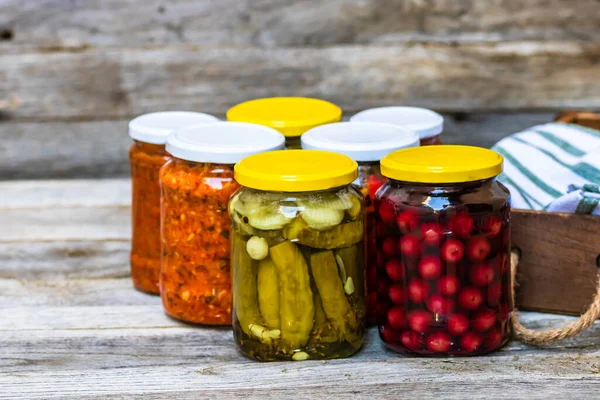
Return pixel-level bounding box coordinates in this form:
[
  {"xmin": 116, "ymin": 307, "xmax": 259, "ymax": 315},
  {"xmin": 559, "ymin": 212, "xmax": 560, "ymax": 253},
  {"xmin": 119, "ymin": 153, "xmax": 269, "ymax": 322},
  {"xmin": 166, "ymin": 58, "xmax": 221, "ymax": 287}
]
[{"xmin": 513, "ymin": 112, "xmax": 600, "ymax": 315}]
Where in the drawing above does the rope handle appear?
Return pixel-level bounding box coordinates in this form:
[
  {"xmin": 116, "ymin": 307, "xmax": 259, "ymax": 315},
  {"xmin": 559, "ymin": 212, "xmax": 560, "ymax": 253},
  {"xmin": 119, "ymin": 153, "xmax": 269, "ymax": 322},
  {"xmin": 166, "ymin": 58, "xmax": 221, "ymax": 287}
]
[{"xmin": 510, "ymin": 251, "xmax": 600, "ymax": 345}]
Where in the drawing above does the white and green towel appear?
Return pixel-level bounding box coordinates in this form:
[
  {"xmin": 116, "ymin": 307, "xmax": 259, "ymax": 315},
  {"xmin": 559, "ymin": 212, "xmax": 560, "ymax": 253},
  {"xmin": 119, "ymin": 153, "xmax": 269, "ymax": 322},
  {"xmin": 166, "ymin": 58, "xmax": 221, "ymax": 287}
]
[{"xmin": 491, "ymin": 122, "xmax": 600, "ymax": 215}]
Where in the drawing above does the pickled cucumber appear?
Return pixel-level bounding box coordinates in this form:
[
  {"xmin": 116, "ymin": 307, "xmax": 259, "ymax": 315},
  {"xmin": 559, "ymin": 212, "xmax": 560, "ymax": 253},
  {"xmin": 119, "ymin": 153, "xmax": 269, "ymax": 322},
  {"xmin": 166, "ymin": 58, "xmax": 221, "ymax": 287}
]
[
  {"xmin": 269, "ymin": 241, "xmax": 314, "ymax": 352},
  {"xmin": 257, "ymin": 257, "xmax": 280, "ymax": 329},
  {"xmin": 335, "ymin": 245, "xmax": 365, "ymax": 302},
  {"xmin": 232, "ymin": 236, "xmax": 262, "ymax": 336},
  {"xmin": 301, "ymin": 207, "xmax": 345, "ymax": 231},
  {"xmin": 248, "ymin": 212, "xmax": 293, "ymax": 230},
  {"xmin": 310, "ymin": 251, "xmax": 361, "ymax": 347},
  {"xmin": 283, "ymin": 218, "xmax": 363, "ymax": 249}
]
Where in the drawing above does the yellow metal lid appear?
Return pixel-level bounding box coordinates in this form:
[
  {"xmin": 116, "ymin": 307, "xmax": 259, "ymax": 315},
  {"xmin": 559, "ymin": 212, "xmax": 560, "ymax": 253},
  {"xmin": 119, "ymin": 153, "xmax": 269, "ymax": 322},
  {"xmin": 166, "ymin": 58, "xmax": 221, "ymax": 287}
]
[
  {"xmin": 381, "ymin": 145, "xmax": 503, "ymax": 183},
  {"xmin": 234, "ymin": 150, "xmax": 358, "ymax": 192},
  {"xmin": 226, "ymin": 97, "xmax": 342, "ymax": 137}
]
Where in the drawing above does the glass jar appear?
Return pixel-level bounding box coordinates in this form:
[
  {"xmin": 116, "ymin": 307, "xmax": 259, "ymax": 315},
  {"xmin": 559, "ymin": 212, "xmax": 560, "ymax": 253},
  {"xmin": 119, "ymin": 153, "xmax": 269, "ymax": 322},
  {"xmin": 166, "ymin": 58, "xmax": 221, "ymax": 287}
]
[
  {"xmin": 128, "ymin": 111, "xmax": 218, "ymax": 294},
  {"xmin": 226, "ymin": 97, "xmax": 342, "ymax": 149},
  {"xmin": 230, "ymin": 150, "xmax": 365, "ymax": 361},
  {"xmin": 301, "ymin": 121, "xmax": 420, "ymax": 325},
  {"xmin": 160, "ymin": 122, "xmax": 284, "ymax": 324},
  {"xmin": 350, "ymin": 107, "xmax": 444, "ymax": 146},
  {"xmin": 375, "ymin": 146, "xmax": 511, "ymax": 356}
]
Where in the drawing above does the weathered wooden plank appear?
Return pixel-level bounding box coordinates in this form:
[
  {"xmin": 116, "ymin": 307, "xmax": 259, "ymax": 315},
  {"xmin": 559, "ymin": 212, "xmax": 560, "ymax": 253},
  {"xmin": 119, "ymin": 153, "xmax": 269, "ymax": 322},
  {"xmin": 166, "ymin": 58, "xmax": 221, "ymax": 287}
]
[
  {"xmin": 1, "ymin": 335, "xmax": 599, "ymax": 399},
  {"xmin": 0, "ymin": 240, "xmax": 129, "ymax": 279},
  {"xmin": 0, "ymin": 279, "xmax": 156, "ymax": 306},
  {"xmin": 0, "ymin": 43, "xmax": 598, "ymax": 121},
  {"xmin": 0, "ymin": 207, "xmax": 130, "ymax": 242},
  {"xmin": 0, "ymin": 0, "xmax": 599, "ymax": 51},
  {"xmin": 0, "ymin": 113, "xmax": 556, "ymax": 179},
  {"xmin": 0, "ymin": 179, "xmax": 130, "ymax": 209}
]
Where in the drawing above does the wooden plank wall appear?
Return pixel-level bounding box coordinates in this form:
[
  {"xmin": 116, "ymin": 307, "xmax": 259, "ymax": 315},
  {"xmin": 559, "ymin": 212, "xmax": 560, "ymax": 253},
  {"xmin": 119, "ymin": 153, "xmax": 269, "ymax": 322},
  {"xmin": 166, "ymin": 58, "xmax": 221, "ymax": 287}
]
[{"xmin": 0, "ymin": 0, "xmax": 599, "ymax": 179}]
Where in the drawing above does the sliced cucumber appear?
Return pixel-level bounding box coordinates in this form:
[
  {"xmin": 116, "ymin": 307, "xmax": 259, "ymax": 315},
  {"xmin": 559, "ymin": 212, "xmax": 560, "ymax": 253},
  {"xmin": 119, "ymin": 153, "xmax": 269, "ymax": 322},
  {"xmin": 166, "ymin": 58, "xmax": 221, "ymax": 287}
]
[
  {"xmin": 248, "ymin": 212, "xmax": 293, "ymax": 230},
  {"xmin": 301, "ymin": 207, "xmax": 344, "ymax": 231}
]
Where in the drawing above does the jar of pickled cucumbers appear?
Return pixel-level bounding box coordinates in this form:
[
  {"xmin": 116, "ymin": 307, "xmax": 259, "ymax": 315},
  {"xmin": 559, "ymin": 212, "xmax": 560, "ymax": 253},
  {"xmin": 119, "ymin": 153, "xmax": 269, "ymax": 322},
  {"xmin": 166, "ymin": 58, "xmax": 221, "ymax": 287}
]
[
  {"xmin": 301, "ymin": 121, "xmax": 420, "ymax": 325},
  {"xmin": 160, "ymin": 122, "xmax": 284, "ymax": 324},
  {"xmin": 226, "ymin": 97, "xmax": 342, "ymax": 149},
  {"xmin": 129, "ymin": 111, "xmax": 219, "ymax": 294},
  {"xmin": 350, "ymin": 107, "xmax": 444, "ymax": 146},
  {"xmin": 230, "ymin": 150, "xmax": 365, "ymax": 361},
  {"xmin": 375, "ymin": 146, "xmax": 511, "ymax": 356}
]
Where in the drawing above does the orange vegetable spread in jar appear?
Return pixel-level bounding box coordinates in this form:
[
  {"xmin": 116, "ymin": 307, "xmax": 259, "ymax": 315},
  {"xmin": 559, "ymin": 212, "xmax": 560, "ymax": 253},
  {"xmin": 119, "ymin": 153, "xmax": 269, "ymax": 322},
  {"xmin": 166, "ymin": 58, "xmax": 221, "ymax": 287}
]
[
  {"xmin": 301, "ymin": 122, "xmax": 420, "ymax": 325},
  {"xmin": 226, "ymin": 97, "xmax": 342, "ymax": 149},
  {"xmin": 350, "ymin": 107, "xmax": 444, "ymax": 146},
  {"xmin": 160, "ymin": 122, "xmax": 284, "ymax": 324},
  {"xmin": 128, "ymin": 111, "xmax": 218, "ymax": 294}
]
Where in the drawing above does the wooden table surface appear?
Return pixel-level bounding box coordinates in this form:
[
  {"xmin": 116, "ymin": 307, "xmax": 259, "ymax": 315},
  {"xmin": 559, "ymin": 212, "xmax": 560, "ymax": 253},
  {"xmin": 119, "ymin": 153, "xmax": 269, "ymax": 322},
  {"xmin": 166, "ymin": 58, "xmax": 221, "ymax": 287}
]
[{"xmin": 2, "ymin": 179, "xmax": 600, "ymax": 399}]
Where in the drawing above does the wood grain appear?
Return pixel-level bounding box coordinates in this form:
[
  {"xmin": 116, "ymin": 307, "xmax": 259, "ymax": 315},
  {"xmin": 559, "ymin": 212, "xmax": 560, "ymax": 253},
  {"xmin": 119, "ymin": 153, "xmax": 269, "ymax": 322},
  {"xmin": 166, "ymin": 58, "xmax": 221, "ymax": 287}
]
[
  {"xmin": 0, "ymin": 0, "xmax": 599, "ymax": 50},
  {"xmin": 0, "ymin": 42, "xmax": 598, "ymax": 122},
  {"xmin": 512, "ymin": 210, "xmax": 600, "ymax": 315},
  {"xmin": 0, "ymin": 113, "xmax": 555, "ymax": 179}
]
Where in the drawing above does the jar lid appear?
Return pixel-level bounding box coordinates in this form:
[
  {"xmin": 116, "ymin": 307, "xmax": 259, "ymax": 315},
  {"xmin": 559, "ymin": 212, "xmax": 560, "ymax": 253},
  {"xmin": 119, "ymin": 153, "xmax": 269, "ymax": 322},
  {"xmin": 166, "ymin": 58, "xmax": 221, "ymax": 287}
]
[
  {"xmin": 381, "ymin": 145, "xmax": 503, "ymax": 183},
  {"xmin": 128, "ymin": 111, "xmax": 219, "ymax": 144},
  {"xmin": 301, "ymin": 122, "xmax": 420, "ymax": 162},
  {"xmin": 234, "ymin": 150, "xmax": 358, "ymax": 192},
  {"xmin": 166, "ymin": 122, "xmax": 285, "ymax": 164},
  {"xmin": 226, "ymin": 97, "xmax": 342, "ymax": 138},
  {"xmin": 350, "ymin": 107, "xmax": 444, "ymax": 139}
]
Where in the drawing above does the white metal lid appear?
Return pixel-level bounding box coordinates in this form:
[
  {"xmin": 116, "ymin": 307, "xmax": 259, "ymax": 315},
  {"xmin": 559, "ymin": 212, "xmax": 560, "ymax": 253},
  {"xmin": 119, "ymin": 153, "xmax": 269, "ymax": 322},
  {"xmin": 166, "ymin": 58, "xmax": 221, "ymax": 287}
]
[
  {"xmin": 128, "ymin": 111, "xmax": 220, "ymax": 144},
  {"xmin": 350, "ymin": 107, "xmax": 444, "ymax": 140},
  {"xmin": 166, "ymin": 122, "xmax": 285, "ymax": 164},
  {"xmin": 301, "ymin": 122, "xmax": 420, "ymax": 162}
]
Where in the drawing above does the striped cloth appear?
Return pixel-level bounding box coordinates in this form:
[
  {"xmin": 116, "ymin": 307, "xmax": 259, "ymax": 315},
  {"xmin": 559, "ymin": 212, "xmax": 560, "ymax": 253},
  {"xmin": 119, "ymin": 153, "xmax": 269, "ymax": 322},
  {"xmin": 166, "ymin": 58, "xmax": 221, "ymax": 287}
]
[{"xmin": 491, "ymin": 122, "xmax": 600, "ymax": 215}]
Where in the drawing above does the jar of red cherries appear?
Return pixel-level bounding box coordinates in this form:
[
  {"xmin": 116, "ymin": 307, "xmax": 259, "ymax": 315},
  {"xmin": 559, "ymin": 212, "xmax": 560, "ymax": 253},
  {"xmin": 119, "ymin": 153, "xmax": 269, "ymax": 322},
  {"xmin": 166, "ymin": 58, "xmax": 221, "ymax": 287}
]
[{"xmin": 375, "ymin": 145, "xmax": 511, "ymax": 356}]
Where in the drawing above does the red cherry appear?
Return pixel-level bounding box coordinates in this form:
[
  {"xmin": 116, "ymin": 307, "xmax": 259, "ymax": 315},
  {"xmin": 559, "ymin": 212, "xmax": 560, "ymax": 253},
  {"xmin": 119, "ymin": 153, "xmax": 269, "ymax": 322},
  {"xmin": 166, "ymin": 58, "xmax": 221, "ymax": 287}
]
[
  {"xmin": 458, "ymin": 287, "xmax": 483, "ymax": 310},
  {"xmin": 441, "ymin": 239, "xmax": 465, "ymax": 262},
  {"xmin": 401, "ymin": 330, "xmax": 423, "ymax": 350},
  {"xmin": 426, "ymin": 294, "xmax": 455, "ymax": 316},
  {"xmin": 382, "ymin": 237, "xmax": 398, "ymax": 256},
  {"xmin": 378, "ymin": 201, "xmax": 397, "ymax": 224},
  {"xmin": 486, "ymin": 281, "xmax": 502, "ymax": 306},
  {"xmin": 368, "ymin": 174, "xmax": 386, "ymax": 200},
  {"xmin": 483, "ymin": 216, "xmax": 502, "ymax": 238},
  {"xmin": 407, "ymin": 310, "xmax": 432, "ymax": 333},
  {"xmin": 449, "ymin": 212, "xmax": 473, "ymax": 238},
  {"xmin": 420, "ymin": 222, "xmax": 442, "ymax": 246},
  {"xmin": 460, "ymin": 331, "xmax": 484, "ymax": 353},
  {"xmin": 396, "ymin": 210, "xmax": 419, "ymax": 233},
  {"xmin": 466, "ymin": 236, "xmax": 491, "ymax": 262},
  {"xmin": 447, "ymin": 313, "xmax": 470, "ymax": 335},
  {"xmin": 486, "ymin": 328, "xmax": 505, "ymax": 351},
  {"xmin": 437, "ymin": 275, "xmax": 459, "ymax": 296},
  {"xmin": 389, "ymin": 284, "xmax": 404, "ymax": 305},
  {"xmin": 469, "ymin": 263, "xmax": 495, "ymax": 287},
  {"xmin": 473, "ymin": 309, "xmax": 497, "ymax": 332},
  {"xmin": 385, "ymin": 259, "xmax": 405, "ymax": 282},
  {"xmin": 426, "ymin": 332, "xmax": 452, "ymax": 353},
  {"xmin": 379, "ymin": 324, "xmax": 399, "ymax": 344},
  {"xmin": 418, "ymin": 255, "xmax": 442, "ymax": 280},
  {"xmin": 399, "ymin": 235, "xmax": 422, "ymax": 257},
  {"xmin": 408, "ymin": 278, "xmax": 429, "ymax": 303},
  {"xmin": 388, "ymin": 307, "xmax": 407, "ymax": 330}
]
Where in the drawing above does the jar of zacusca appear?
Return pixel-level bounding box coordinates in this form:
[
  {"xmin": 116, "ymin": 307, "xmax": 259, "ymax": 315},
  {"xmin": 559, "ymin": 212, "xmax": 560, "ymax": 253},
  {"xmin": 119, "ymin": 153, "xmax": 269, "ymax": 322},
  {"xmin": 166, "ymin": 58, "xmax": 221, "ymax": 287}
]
[
  {"xmin": 128, "ymin": 111, "xmax": 219, "ymax": 294},
  {"xmin": 350, "ymin": 107, "xmax": 444, "ymax": 145},
  {"xmin": 160, "ymin": 122, "xmax": 284, "ymax": 324},
  {"xmin": 226, "ymin": 97, "xmax": 342, "ymax": 149},
  {"xmin": 230, "ymin": 150, "xmax": 365, "ymax": 361},
  {"xmin": 301, "ymin": 121, "xmax": 420, "ymax": 325},
  {"xmin": 375, "ymin": 146, "xmax": 511, "ymax": 356}
]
